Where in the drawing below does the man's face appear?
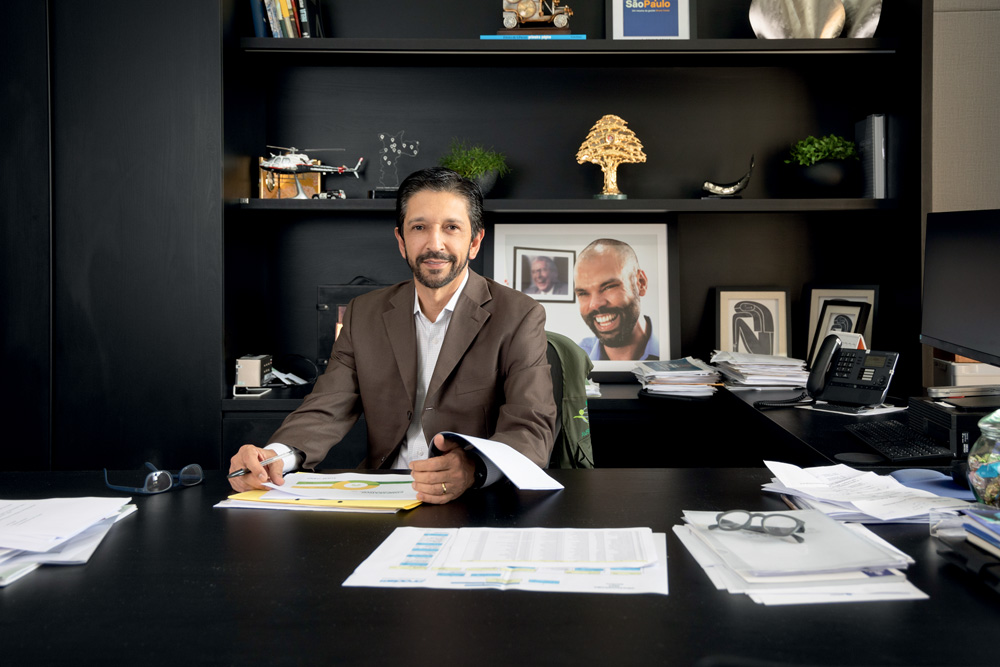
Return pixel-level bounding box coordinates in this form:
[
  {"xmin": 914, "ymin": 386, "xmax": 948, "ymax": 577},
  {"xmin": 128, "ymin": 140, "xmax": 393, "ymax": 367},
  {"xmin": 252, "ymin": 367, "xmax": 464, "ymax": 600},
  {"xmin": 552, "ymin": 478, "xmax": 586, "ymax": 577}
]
[
  {"xmin": 574, "ymin": 252, "xmax": 647, "ymax": 348},
  {"xmin": 395, "ymin": 190, "xmax": 483, "ymax": 290},
  {"xmin": 531, "ymin": 259, "xmax": 554, "ymax": 291}
]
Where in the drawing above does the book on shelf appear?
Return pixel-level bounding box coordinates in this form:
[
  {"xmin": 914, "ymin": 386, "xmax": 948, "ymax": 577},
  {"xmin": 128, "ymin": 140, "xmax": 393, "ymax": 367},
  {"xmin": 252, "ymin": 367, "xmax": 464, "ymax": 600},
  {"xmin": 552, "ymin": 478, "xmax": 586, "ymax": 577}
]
[{"xmin": 257, "ymin": 0, "xmax": 324, "ymax": 38}]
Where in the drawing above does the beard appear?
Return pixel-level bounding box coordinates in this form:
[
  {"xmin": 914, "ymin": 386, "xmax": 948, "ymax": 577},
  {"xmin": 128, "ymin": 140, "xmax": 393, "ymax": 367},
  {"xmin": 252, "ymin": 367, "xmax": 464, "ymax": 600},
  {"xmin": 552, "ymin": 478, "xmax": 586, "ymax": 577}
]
[
  {"xmin": 408, "ymin": 248, "xmax": 469, "ymax": 290},
  {"xmin": 583, "ymin": 298, "xmax": 642, "ymax": 348}
]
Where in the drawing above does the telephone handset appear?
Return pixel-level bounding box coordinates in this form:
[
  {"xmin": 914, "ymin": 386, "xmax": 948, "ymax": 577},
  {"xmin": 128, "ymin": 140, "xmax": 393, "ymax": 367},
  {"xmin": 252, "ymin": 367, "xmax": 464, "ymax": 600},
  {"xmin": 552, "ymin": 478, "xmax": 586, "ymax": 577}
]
[{"xmin": 807, "ymin": 335, "xmax": 899, "ymax": 409}]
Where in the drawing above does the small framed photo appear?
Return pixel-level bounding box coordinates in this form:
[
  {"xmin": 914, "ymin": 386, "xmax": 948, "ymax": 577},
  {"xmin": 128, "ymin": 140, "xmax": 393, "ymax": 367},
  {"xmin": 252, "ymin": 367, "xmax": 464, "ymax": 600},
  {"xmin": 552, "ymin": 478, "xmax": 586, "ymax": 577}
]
[
  {"xmin": 805, "ymin": 285, "xmax": 878, "ymax": 356},
  {"xmin": 609, "ymin": 0, "xmax": 692, "ymax": 40},
  {"xmin": 493, "ymin": 223, "xmax": 670, "ymax": 375},
  {"xmin": 807, "ymin": 299, "xmax": 872, "ymax": 369},
  {"xmin": 514, "ymin": 247, "xmax": 576, "ymax": 303},
  {"xmin": 716, "ymin": 288, "xmax": 791, "ymax": 357},
  {"xmin": 317, "ymin": 280, "xmax": 389, "ymax": 366}
]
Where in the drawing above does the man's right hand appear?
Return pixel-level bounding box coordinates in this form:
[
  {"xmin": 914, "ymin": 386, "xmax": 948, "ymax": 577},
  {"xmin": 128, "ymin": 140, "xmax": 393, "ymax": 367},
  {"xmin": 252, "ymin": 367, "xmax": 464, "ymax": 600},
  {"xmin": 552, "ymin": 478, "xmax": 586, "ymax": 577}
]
[{"xmin": 228, "ymin": 445, "xmax": 286, "ymax": 492}]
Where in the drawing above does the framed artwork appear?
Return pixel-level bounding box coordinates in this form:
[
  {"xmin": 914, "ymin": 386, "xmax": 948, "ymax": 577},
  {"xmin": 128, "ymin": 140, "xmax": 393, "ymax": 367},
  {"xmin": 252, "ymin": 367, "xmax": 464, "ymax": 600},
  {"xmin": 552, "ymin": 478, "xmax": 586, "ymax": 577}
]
[
  {"xmin": 716, "ymin": 288, "xmax": 790, "ymax": 357},
  {"xmin": 492, "ymin": 223, "xmax": 670, "ymax": 375},
  {"xmin": 807, "ymin": 299, "xmax": 873, "ymax": 369},
  {"xmin": 608, "ymin": 0, "xmax": 692, "ymax": 40},
  {"xmin": 514, "ymin": 246, "xmax": 576, "ymax": 303},
  {"xmin": 805, "ymin": 285, "xmax": 878, "ymax": 352}
]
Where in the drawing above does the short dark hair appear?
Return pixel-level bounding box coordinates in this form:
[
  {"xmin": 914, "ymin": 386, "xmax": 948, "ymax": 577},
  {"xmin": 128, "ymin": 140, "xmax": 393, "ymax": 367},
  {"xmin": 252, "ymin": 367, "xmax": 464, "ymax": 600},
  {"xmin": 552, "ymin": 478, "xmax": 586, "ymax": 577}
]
[{"xmin": 395, "ymin": 167, "xmax": 484, "ymax": 238}]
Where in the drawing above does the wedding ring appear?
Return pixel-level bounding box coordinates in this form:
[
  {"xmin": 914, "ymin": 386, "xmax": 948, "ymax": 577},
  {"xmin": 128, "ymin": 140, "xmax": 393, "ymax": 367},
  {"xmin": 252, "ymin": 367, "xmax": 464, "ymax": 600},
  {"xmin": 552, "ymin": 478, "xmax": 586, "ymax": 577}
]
[{"xmin": 442, "ymin": 482, "xmax": 447, "ymax": 494}]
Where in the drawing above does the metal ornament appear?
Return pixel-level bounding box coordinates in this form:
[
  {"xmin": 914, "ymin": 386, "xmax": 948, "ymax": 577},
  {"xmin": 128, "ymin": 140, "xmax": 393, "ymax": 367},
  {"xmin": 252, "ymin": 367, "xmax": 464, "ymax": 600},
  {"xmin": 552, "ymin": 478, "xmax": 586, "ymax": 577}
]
[
  {"xmin": 749, "ymin": 0, "xmax": 846, "ymax": 39},
  {"xmin": 703, "ymin": 156, "xmax": 755, "ymax": 198},
  {"xmin": 842, "ymin": 0, "xmax": 882, "ymax": 38},
  {"xmin": 576, "ymin": 115, "xmax": 647, "ymax": 199}
]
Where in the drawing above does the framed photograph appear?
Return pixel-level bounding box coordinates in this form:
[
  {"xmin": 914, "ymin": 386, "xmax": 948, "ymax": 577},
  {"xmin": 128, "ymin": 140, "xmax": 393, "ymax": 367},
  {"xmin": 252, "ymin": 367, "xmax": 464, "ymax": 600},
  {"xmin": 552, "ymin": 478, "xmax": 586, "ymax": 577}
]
[
  {"xmin": 608, "ymin": 0, "xmax": 692, "ymax": 40},
  {"xmin": 807, "ymin": 299, "xmax": 873, "ymax": 369},
  {"xmin": 513, "ymin": 246, "xmax": 576, "ymax": 303},
  {"xmin": 805, "ymin": 285, "xmax": 878, "ymax": 352},
  {"xmin": 492, "ymin": 223, "xmax": 670, "ymax": 375},
  {"xmin": 716, "ymin": 288, "xmax": 790, "ymax": 357}
]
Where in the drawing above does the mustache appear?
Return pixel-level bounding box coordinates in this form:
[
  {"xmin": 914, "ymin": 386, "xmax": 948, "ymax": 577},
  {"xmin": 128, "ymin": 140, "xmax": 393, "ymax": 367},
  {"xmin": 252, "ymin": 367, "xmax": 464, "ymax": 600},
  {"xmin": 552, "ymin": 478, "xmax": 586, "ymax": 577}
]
[
  {"xmin": 417, "ymin": 250, "xmax": 457, "ymax": 264},
  {"xmin": 585, "ymin": 306, "xmax": 621, "ymax": 321}
]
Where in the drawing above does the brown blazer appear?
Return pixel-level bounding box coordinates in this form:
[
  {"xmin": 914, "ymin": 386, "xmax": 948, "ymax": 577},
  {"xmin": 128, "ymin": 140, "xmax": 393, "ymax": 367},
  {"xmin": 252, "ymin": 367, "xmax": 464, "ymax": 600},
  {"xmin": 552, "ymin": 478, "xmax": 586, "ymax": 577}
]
[{"xmin": 268, "ymin": 270, "xmax": 556, "ymax": 469}]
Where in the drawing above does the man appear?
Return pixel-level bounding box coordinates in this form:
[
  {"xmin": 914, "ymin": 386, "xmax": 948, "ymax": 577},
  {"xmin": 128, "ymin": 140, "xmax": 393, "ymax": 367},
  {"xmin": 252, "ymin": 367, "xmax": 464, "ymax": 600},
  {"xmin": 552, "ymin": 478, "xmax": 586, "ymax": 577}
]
[
  {"xmin": 523, "ymin": 255, "xmax": 568, "ymax": 296},
  {"xmin": 229, "ymin": 167, "xmax": 556, "ymax": 503},
  {"xmin": 573, "ymin": 238, "xmax": 659, "ymax": 361}
]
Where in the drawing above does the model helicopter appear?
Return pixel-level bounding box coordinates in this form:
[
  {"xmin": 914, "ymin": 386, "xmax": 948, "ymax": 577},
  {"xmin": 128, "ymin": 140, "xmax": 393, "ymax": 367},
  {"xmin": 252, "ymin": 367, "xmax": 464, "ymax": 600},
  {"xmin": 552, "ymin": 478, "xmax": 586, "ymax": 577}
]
[{"xmin": 260, "ymin": 146, "xmax": 365, "ymax": 199}]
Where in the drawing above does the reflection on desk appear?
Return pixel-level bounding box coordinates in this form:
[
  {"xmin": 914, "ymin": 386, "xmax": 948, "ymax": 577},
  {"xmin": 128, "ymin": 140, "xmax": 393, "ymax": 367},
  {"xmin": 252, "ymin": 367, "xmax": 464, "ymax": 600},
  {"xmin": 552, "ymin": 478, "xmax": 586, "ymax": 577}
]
[{"xmin": 1, "ymin": 469, "xmax": 997, "ymax": 666}]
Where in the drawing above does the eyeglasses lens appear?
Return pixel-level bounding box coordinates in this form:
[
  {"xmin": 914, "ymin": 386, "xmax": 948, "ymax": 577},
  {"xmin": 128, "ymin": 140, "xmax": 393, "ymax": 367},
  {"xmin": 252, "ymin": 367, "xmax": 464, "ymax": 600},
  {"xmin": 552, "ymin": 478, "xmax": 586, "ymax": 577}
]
[
  {"xmin": 178, "ymin": 463, "xmax": 204, "ymax": 486},
  {"xmin": 144, "ymin": 470, "xmax": 173, "ymax": 494},
  {"xmin": 717, "ymin": 511, "xmax": 751, "ymax": 530},
  {"xmin": 761, "ymin": 514, "xmax": 799, "ymax": 536}
]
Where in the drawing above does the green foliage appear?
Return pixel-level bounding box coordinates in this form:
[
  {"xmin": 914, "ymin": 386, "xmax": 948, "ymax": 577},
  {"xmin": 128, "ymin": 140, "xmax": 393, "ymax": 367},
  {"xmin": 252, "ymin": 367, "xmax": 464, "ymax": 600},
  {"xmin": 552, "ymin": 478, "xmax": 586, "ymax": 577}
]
[
  {"xmin": 438, "ymin": 139, "xmax": 511, "ymax": 179},
  {"xmin": 785, "ymin": 134, "xmax": 859, "ymax": 167}
]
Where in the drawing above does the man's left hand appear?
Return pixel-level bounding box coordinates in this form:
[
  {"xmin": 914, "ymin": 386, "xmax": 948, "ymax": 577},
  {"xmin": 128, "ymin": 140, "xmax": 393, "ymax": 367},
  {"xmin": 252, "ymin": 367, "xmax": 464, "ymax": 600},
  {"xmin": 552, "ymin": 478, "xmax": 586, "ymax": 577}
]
[{"xmin": 409, "ymin": 434, "xmax": 475, "ymax": 504}]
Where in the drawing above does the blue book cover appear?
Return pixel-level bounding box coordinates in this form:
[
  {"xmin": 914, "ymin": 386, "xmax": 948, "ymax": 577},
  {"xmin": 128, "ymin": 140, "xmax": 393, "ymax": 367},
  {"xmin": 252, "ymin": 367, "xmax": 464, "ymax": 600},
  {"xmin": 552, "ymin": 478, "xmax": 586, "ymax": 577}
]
[{"xmin": 612, "ymin": 0, "xmax": 690, "ymax": 40}]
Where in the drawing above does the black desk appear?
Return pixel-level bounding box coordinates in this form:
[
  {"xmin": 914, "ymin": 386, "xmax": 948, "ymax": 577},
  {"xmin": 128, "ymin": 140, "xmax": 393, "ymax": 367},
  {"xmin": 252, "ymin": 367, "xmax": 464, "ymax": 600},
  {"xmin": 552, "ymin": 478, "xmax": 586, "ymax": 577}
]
[{"xmin": 2, "ymin": 470, "xmax": 996, "ymax": 667}]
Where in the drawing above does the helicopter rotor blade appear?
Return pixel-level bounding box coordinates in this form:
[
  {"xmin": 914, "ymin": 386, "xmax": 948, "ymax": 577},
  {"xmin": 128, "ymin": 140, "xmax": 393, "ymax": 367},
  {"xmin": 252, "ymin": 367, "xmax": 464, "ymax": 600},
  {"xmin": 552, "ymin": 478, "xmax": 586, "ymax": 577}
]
[{"xmin": 301, "ymin": 148, "xmax": 346, "ymax": 152}]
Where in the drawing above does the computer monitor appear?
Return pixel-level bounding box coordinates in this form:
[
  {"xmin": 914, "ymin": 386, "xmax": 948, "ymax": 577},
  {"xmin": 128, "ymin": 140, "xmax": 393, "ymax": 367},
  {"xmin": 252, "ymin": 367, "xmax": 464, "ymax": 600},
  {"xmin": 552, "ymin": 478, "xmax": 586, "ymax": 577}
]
[{"xmin": 920, "ymin": 209, "xmax": 1000, "ymax": 368}]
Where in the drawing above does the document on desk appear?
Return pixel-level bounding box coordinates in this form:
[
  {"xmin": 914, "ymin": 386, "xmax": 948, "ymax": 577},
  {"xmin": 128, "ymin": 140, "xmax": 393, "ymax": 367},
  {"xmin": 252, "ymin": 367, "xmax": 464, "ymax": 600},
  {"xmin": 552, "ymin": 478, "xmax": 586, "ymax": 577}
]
[
  {"xmin": 440, "ymin": 432, "xmax": 564, "ymax": 491},
  {"xmin": 0, "ymin": 497, "xmax": 133, "ymax": 552},
  {"xmin": 215, "ymin": 473, "xmax": 422, "ymax": 512},
  {"xmin": 762, "ymin": 460, "xmax": 972, "ymax": 522},
  {"xmin": 343, "ymin": 526, "xmax": 668, "ymax": 595}
]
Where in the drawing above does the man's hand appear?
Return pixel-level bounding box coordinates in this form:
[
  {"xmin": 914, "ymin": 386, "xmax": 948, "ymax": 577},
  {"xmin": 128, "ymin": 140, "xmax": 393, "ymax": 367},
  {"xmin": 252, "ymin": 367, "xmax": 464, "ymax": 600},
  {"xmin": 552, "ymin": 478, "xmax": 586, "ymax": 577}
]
[
  {"xmin": 228, "ymin": 445, "xmax": 287, "ymax": 492},
  {"xmin": 409, "ymin": 434, "xmax": 475, "ymax": 504}
]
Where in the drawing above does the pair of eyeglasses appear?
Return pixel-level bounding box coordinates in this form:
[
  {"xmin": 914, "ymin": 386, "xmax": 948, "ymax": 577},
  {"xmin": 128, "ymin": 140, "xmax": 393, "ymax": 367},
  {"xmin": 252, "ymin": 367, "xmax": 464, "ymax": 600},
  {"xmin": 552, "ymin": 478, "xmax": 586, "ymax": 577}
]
[
  {"xmin": 709, "ymin": 510, "xmax": 806, "ymax": 543},
  {"xmin": 104, "ymin": 462, "xmax": 204, "ymax": 495}
]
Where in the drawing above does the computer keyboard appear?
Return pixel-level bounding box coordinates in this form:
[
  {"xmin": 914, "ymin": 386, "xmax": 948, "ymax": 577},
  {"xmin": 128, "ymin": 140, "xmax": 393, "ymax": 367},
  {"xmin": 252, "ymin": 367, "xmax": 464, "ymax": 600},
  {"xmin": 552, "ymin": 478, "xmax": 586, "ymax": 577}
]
[{"xmin": 844, "ymin": 420, "xmax": 954, "ymax": 462}]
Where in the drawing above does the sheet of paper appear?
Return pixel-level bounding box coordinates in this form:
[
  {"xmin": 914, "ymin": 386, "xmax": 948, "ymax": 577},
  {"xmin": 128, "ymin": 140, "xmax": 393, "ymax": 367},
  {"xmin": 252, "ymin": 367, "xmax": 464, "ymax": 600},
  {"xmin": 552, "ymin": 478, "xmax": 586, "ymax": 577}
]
[
  {"xmin": 0, "ymin": 497, "xmax": 132, "ymax": 552},
  {"xmin": 440, "ymin": 432, "xmax": 564, "ymax": 491},
  {"xmin": 263, "ymin": 472, "xmax": 418, "ymax": 502},
  {"xmin": 444, "ymin": 527, "xmax": 657, "ymax": 569},
  {"xmin": 343, "ymin": 526, "xmax": 668, "ymax": 595},
  {"xmin": 764, "ymin": 460, "xmax": 971, "ymax": 521},
  {"xmin": 215, "ymin": 499, "xmax": 398, "ymax": 514}
]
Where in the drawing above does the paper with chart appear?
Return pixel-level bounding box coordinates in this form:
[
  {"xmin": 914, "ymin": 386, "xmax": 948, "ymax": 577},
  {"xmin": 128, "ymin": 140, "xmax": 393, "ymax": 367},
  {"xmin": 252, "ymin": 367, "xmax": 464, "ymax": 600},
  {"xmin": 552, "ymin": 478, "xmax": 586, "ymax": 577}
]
[{"xmin": 343, "ymin": 526, "xmax": 668, "ymax": 595}]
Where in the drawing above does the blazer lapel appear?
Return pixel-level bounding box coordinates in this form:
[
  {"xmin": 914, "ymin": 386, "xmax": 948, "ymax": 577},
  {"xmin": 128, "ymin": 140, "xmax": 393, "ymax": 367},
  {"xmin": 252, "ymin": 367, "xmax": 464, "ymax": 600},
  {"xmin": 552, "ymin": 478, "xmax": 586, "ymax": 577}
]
[
  {"xmin": 426, "ymin": 272, "xmax": 491, "ymax": 400},
  {"xmin": 384, "ymin": 282, "xmax": 418, "ymax": 408}
]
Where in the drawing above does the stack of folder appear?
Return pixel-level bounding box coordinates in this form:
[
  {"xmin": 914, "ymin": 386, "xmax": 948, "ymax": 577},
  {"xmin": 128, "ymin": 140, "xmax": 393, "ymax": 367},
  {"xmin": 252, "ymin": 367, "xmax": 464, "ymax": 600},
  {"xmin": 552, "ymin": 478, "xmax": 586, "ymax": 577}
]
[
  {"xmin": 674, "ymin": 509, "xmax": 927, "ymax": 604},
  {"xmin": 216, "ymin": 472, "xmax": 422, "ymax": 514},
  {"xmin": 0, "ymin": 496, "xmax": 135, "ymax": 586},
  {"xmin": 632, "ymin": 358, "xmax": 721, "ymax": 397},
  {"xmin": 710, "ymin": 351, "xmax": 810, "ymax": 388}
]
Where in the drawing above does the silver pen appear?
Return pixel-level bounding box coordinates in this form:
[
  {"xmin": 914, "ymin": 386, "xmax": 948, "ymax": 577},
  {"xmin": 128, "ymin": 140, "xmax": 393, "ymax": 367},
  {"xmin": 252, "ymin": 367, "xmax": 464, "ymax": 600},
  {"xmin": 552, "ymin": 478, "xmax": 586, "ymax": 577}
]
[{"xmin": 227, "ymin": 451, "xmax": 290, "ymax": 479}]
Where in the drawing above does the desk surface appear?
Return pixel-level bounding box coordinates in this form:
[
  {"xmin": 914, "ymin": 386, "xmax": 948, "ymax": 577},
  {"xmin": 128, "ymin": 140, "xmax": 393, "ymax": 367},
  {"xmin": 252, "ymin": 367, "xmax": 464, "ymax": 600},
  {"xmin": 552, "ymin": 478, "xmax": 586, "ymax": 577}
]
[{"xmin": 2, "ymin": 469, "xmax": 996, "ymax": 667}]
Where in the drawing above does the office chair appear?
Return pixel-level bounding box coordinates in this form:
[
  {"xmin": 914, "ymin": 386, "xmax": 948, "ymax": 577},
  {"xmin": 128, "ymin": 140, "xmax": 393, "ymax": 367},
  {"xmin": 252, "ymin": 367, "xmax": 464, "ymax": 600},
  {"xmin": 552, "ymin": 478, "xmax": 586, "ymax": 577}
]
[{"xmin": 545, "ymin": 331, "xmax": 595, "ymax": 469}]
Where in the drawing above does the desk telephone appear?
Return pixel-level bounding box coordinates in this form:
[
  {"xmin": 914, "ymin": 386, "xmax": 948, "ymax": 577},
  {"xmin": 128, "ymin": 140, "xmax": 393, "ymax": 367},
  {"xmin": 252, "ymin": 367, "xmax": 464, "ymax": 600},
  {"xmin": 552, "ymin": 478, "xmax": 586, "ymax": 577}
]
[
  {"xmin": 755, "ymin": 334, "xmax": 898, "ymax": 411},
  {"xmin": 807, "ymin": 335, "xmax": 898, "ymax": 410}
]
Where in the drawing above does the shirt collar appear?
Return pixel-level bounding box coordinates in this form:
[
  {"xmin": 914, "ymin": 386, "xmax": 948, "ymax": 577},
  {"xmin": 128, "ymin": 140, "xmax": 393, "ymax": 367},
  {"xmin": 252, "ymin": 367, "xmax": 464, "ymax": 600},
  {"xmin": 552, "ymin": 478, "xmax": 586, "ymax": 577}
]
[{"xmin": 411, "ymin": 270, "xmax": 470, "ymax": 320}]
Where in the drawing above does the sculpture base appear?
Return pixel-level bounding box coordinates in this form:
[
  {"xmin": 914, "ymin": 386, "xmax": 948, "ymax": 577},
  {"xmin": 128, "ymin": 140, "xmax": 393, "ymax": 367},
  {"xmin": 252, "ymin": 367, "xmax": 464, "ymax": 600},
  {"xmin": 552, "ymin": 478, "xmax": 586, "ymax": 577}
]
[
  {"xmin": 369, "ymin": 188, "xmax": 398, "ymax": 199},
  {"xmin": 594, "ymin": 193, "xmax": 627, "ymax": 200}
]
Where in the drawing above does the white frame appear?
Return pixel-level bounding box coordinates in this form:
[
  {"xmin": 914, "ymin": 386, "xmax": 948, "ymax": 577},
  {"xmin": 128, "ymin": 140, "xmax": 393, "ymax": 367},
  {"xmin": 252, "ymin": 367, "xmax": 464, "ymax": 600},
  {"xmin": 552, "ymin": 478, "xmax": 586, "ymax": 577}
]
[
  {"xmin": 716, "ymin": 289, "xmax": 790, "ymax": 357},
  {"xmin": 493, "ymin": 223, "xmax": 670, "ymax": 373},
  {"xmin": 513, "ymin": 246, "xmax": 576, "ymax": 303},
  {"xmin": 610, "ymin": 0, "xmax": 691, "ymax": 40}
]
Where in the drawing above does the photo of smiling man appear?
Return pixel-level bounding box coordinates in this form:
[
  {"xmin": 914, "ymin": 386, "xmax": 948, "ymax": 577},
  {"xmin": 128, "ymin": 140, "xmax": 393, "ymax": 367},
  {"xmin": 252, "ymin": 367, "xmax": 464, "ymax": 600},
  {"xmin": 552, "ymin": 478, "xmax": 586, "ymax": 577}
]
[{"xmin": 573, "ymin": 238, "xmax": 659, "ymax": 362}]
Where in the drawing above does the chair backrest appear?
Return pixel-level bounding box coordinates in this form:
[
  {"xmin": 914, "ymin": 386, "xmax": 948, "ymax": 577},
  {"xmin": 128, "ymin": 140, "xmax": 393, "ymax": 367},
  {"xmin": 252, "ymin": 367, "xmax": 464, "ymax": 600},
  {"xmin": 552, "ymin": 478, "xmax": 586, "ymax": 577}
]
[{"xmin": 545, "ymin": 331, "xmax": 595, "ymax": 469}]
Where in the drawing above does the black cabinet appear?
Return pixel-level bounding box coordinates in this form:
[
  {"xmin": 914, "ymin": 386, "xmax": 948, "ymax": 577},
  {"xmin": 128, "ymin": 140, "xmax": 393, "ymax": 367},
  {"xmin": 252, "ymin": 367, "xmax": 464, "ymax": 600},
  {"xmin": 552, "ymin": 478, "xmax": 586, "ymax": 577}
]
[{"xmin": 222, "ymin": 2, "xmax": 928, "ymax": 466}]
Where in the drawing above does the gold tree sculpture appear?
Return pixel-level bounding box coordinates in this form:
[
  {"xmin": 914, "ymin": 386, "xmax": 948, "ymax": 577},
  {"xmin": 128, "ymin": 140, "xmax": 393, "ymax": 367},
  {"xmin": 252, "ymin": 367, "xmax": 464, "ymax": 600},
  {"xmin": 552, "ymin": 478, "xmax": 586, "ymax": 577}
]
[{"xmin": 575, "ymin": 114, "xmax": 647, "ymax": 198}]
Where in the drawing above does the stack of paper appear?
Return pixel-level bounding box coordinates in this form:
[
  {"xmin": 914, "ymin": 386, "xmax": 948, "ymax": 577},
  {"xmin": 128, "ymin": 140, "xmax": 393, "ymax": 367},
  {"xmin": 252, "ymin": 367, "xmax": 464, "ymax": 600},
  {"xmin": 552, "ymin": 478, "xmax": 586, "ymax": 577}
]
[
  {"xmin": 217, "ymin": 473, "xmax": 423, "ymax": 513},
  {"xmin": 675, "ymin": 508, "xmax": 926, "ymax": 604},
  {"xmin": 0, "ymin": 497, "xmax": 136, "ymax": 586},
  {"xmin": 710, "ymin": 351, "xmax": 810, "ymax": 388},
  {"xmin": 632, "ymin": 358, "xmax": 722, "ymax": 397},
  {"xmin": 762, "ymin": 460, "xmax": 972, "ymax": 523},
  {"xmin": 343, "ymin": 526, "xmax": 669, "ymax": 595}
]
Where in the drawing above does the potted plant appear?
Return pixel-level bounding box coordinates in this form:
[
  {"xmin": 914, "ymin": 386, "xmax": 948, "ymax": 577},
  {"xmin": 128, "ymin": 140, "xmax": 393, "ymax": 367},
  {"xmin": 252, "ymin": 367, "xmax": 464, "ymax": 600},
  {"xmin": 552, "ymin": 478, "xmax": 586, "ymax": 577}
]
[
  {"xmin": 784, "ymin": 134, "xmax": 861, "ymax": 196},
  {"xmin": 438, "ymin": 139, "xmax": 511, "ymax": 195}
]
